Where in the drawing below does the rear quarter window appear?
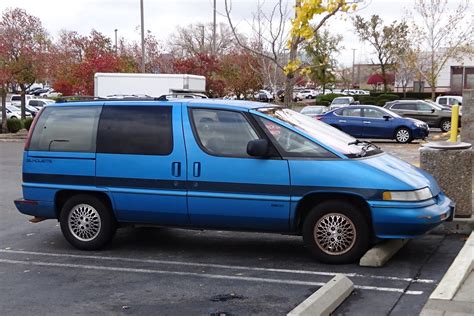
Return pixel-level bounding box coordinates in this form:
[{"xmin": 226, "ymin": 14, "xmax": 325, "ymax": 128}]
[{"xmin": 29, "ymin": 106, "xmax": 101, "ymax": 152}]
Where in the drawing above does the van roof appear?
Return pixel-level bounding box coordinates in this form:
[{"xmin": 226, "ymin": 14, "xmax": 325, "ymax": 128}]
[{"xmin": 49, "ymin": 98, "xmax": 275, "ymax": 111}]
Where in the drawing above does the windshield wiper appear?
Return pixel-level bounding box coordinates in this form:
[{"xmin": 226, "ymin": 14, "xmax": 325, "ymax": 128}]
[{"xmin": 348, "ymin": 139, "xmax": 380, "ymax": 157}]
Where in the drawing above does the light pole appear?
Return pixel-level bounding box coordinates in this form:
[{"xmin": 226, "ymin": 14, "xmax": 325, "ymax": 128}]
[
  {"xmin": 114, "ymin": 29, "xmax": 118, "ymax": 55},
  {"xmin": 140, "ymin": 0, "xmax": 145, "ymax": 73},
  {"xmin": 212, "ymin": 0, "xmax": 216, "ymax": 55},
  {"xmin": 351, "ymin": 48, "xmax": 356, "ymax": 88}
]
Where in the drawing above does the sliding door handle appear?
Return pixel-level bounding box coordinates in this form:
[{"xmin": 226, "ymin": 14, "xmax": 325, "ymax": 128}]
[
  {"xmin": 193, "ymin": 162, "xmax": 201, "ymax": 177},
  {"xmin": 171, "ymin": 162, "xmax": 181, "ymax": 177}
]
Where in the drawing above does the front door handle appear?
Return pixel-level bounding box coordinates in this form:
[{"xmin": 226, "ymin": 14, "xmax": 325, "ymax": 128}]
[
  {"xmin": 172, "ymin": 162, "xmax": 181, "ymax": 177},
  {"xmin": 339, "ymin": 120, "xmax": 347, "ymax": 123},
  {"xmin": 363, "ymin": 121, "xmax": 371, "ymax": 124},
  {"xmin": 193, "ymin": 162, "xmax": 201, "ymax": 177}
]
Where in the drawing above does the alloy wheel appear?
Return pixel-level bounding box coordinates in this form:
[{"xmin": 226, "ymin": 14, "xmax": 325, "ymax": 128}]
[{"xmin": 314, "ymin": 213, "xmax": 356, "ymax": 255}]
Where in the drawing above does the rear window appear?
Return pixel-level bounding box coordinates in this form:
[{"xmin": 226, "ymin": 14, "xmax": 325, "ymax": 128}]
[
  {"xmin": 391, "ymin": 103, "xmax": 416, "ymax": 110},
  {"xmin": 11, "ymin": 96, "xmax": 20, "ymax": 101},
  {"xmin": 29, "ymin": 106, "xmax": 101, "ymax": 152},
  {"xmin": 97, "ymin": 106, "xmax": 173, "ymax": 155}
]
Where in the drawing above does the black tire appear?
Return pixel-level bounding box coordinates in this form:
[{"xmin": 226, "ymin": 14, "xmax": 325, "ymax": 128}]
[
  {"xmin": 439, "ymin": 119, "xmax": 451, "ymax": 132},
  {"xmin": 394, "ymin": 127, "xmax": 412, "ymax": 143},
  {"xmin": 302, "ymin": 200, "xmax": 370, "ymax": 264},
  {"xmin": 59, "ymin": 194, "xmax": 116, "ymax": 250}
]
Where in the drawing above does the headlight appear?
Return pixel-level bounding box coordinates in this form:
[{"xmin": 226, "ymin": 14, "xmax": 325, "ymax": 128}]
[
  {"xmin": 414, "ymin": 121, "xmax": 426, "ymax": 128},
  {"xmin": 383, "ymin": 187, "xmax": 433, "ymax": 201}
]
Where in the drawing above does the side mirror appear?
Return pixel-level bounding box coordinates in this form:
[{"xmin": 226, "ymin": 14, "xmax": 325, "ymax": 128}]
[
  {"xmin": 247, "ymin": 139, "xmax": 269, "ymax": 157},
  {"xmin": 431, "ymin": 108, "xmax": 435, "ymax": 113},
  {"xmin": 383, "ymin": 115, "xmax": 391, "ymax": 121}
]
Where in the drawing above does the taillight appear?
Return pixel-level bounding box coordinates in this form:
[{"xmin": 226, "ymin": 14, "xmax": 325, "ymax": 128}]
[
  {"xmin": 24, "ymin": 107, "xmax": 44, "ymax": 150},
  {"xmin": 315, "ymin": 115, "xmax": 322, "ymax": 120}
]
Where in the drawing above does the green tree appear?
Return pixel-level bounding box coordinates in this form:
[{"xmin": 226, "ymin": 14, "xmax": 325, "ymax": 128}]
[
  {"xmin": 304, "ymin": 30, "xmax": 341, "ymax": 93},
  {"xmin": 353, "ymin": 15, "xmax": 409, "ymax": 92}
]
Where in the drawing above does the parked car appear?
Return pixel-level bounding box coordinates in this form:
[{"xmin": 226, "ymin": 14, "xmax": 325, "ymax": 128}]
[
  {"xmin": 384, "ymin": 100, "xmax": 458, "ymax": 132},
  {"xmin": 4, "ymin": 105, "xmax": 22, "ymax": 120},
  {"xmin": 436, "ymin": 95, "xmax": 462, "ymax": 107},
  {"xmin": 296, "ymin": 89, "xmax": 318, "ymax": 100},
  {"xmin": 329, "ymin": 96, "xmax": 356, "ymax": 110},
  {"xmin": 10, "ymin": 94, "xmax": 35, "ymax": 106},
  {"xmin": 32, "ymin": 88, "xmax": 51, "ymax": 96},
  {"xmin": 11, "ymin": 104, "xmax": 38, "ymax": 117},
  {"xmin": 28, "ymin": 98, "xmax": 55, "ymax": 109},
  {"xmin": 15, "ymin": 100, "xmax": 452, "ymax": 264},
  {"xmin": 254, "ymin": 90, "xmax": 274, "ymax": 102},
  {"xmin": 320, "ymin": 105, "xmax": 429, "ymax": 143},
  {"xmin": 300, "ymin": 105, "xmax": 328, "ymax": 118},
  {"xmin": 40, "ymin": 89, "xmax": 62, "ymax": 98},
  {"xmin": 341, "ymin": 89, "xmax": 370, "ymax": 95}
]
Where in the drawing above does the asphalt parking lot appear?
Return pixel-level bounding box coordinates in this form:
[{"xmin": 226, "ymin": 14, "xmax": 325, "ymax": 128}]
[{"xmin": 0, "ymin": 140, "xmax": 466, "ymax": 315}]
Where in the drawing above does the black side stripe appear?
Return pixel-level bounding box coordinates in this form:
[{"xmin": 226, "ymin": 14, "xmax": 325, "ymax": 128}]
[{"xmin": 22, "ymin": 173, "xmax": 383, "ymax": 199}]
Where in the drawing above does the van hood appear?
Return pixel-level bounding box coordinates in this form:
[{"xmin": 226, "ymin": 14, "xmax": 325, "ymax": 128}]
[{"xmin": 359, "ymin": 153, "xmax": 440, "ymax": 196}]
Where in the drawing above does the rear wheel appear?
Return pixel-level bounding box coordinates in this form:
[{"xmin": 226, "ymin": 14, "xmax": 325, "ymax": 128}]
[
  {"xmin": 440, "ymin": 119, "xmax": 451, "ymax": 132},
  {"xmin": 59, "ymin": 194, "xmax": 116, "ymax": 250},
  {"xmin": 302, "ymin": 201, "xmax": 370, "ymax": 264},
  {"xmin": 395, "ymin": 127, "xmax": 412, "ymax": 143}
]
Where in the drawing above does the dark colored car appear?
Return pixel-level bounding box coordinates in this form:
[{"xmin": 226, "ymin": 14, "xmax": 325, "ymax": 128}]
[
  {"xmin": 320, "ymin": 105, "xmax": 429, "ymax": 143},
  {"xmin": 384, "ymin": 100, "xmax": 458, "ymax": 132}
]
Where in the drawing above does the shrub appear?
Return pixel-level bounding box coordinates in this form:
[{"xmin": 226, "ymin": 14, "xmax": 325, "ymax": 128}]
[
  {"xmin": 316, "ymin": 100, "xmax": 330, "ymax": 106},
  {"xmin": 356, "ymin": 96, "xmax": 378, "ymax": 105},
  {"xmin": 7, "ymin": 119, "xmax": 22, "ymax": 133},
  {"xmin": 316, "ymin": 93, "xmax": 344, "ymax": 103},
  {"xmin": 23, "ymin": 118, "xmax": 34, "ymax": 131}
]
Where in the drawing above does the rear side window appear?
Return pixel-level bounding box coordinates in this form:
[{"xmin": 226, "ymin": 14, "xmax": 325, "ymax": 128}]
[
  {"xmin": 438, "ymin": 98, "xmax": 447, "ymax": 105},
  {"xmin": 29, "ymin": 106, "xmax": 101, "ymax": 152},
  {"xmin": 341, "ymin": 108, "xmax": 362, "ymax": 117},
  {"xmin": 391, "ymin": 103, "xmax": 416, "ymax": 110},
  {"xmin": 11, "ymin": 95, "xmax": 20, "ymax": 101},
  {"xmin": 97, "ymin": 106, "xmax": 173, "ymax": 155}
]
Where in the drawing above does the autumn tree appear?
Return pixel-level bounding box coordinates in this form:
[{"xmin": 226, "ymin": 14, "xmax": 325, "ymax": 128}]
[
  {"xmin": 226, "ymin": 0, "xmax": 354, "ymax": 106},
  {"xmin": 304, "ymin": 30, "xmax": 341, "ymax": 93},
  {"xmin": 410, "ymin": 0, "xmax": 474, "ymax": 99},
  {"xmin": 220, "ymin": 51, "xmax": 264, "ymax": 98},
  {"xmin": 173, "ymin": 53, "xmax": 225, "ymax": 97},
  {"xmin": 0, "ymin": 44, "xmax": 9, "ymax": 132},
  {"xmin": 0, "ymin": 8, "xmax": 49, "ymax": 118},
  {"xmin": 353, "ymin": 15, "xmax": 409, "ymax": 92}
]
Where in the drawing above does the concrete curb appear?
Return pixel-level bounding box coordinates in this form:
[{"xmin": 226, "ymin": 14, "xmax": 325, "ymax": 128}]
[
  {"xmin": 359, "ymin": 239, "xmax": 408, "ymax": 267},
  {"xmin": 287, "ymin": 274, "xmax": 353, "ymax": 316},
  {"xmin": 430, "ymin": 232, "xmax": 474, "ymax": 300}
]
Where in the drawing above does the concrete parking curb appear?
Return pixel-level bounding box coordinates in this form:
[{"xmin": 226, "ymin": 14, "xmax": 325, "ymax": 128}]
[
  {"xmin": 359, "ymin": 239, "xmax": 408, "ymax": 267},
  {"xmin": 430, "ymin": 232, "xmax": 474, "ymax": 301},
  {"xmin": 287, "ymin": 274, "xmax": 353, "ymax": 316},
  {"xmin": 421, "ymin": 232, "xmax": 474, "ymax": 315}
]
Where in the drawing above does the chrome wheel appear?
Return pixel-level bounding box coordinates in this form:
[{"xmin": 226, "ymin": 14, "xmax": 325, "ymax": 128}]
[
  {"xmin": 396, "ymin": 129, "xmax": 410, "ymax": 143},
  {"xmin": 441, "ymin": 120, "xmax": 451, "ymax": 132},
  {"xmin": 314, "ymin": 213, "xmax": 356, "ymax": 255},
  {"xmin": 68, "ymin": 204, "xmax": 101, "ymax": 242}
]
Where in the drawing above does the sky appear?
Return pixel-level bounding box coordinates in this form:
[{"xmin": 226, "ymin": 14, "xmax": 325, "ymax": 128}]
[{"xmin": 0, "ymin": 0, "xmax": 470, "ymax": 67}]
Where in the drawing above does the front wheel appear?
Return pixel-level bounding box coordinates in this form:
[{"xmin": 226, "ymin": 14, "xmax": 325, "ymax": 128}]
[
  {"xmin": 60, "ymin": 194, "xmax": 116, "ymax": 250},
  {"xmin": 302, "ymin": 201, "xmax": 370, "ymax": 264},
  {"xmin": 395, "ymin": 127, "xmax": 412, "ymax": 143},
  {"xmin": 440, "ymin": 119, "xmax": 451, "ymax": 132}
]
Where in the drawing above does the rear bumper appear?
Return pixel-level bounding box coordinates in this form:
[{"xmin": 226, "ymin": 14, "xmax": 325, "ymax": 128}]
[
  {"xmin": 369, "ymin": 193, "xmax": 454, "ymax": 238},
  {"xmin": 14, "ymin": 198, "xmax": 56, "ymax": 219}
]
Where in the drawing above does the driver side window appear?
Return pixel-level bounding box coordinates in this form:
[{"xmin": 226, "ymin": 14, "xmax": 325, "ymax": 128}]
[{"xmin": 257, "ymin": 117, "xmax": 336, "ymax": 158}]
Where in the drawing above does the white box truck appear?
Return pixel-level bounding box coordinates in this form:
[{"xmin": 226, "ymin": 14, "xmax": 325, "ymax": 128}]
[{"xmin": 94, "ymin": 73, "xmax": 206, "ymax": 98}]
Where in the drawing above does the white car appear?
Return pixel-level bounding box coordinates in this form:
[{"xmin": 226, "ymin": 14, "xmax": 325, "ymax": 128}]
[
  {"xmin": 28, "ymin": 98, "xmax": 55, "ymax": 109},
  {"xmin": 341, "ymin": 89, "xmax": 370, "ymax": 95},
  {"xmin": 436, "ymin": 95, "xmax": 462, "ymax": 107},
  {"xmin": 10, "ymin": 94, "xmax": 35, "ymax": 106},
  {"xmin": 329, "ymin": 96, "xmax": 356, "ymax": 110},
  {"xmin": 5, "ymin": 105, "xmax": 31, "ymax": 120},
  {"xmin": 40, "ymin": 89, "xmax": 62, "ymax": 98},
  {"xmin": 296, "ymin": 89, "xmax": 318, "ymax": 100},
  {"xmin": 254, "ymin": 90, "xmax": 274, "ymax": 101}
]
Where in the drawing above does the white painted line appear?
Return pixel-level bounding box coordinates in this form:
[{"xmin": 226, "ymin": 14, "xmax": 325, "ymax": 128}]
[
  {"xmin": 0, "ymin": 249, "xmax": 434, "ymax": 284},
  {"xmin": 430, "ymin": 232, "xmax": 474, "ymax": 300},
  {"xmin": 0, "ymin": 258, "xmax": 423, "ymax": 295},
  {"xmin": 288, "ymin": 274, "xmax": 354, "ymax": 316}
]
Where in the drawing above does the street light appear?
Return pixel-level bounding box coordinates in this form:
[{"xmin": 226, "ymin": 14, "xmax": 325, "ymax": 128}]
[
  {"xmin": 351, "ymin": 48, "xmax": 356, "ymax": 88},
  {"xmin": 140, "ymin": 0, "xmax": 145, "ymax": 73}
]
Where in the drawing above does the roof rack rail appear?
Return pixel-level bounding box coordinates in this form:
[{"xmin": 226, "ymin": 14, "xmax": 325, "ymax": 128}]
[{"xmin": 56, "ymin": 95, "xmax": 169, "ymax": 103}]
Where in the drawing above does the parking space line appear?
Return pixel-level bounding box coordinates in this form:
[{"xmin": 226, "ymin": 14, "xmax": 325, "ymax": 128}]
[
  {"xmin": 0, "ymin": 249, "xmax": 435, "ymax": 284},
  {"xmin": 0, "ymin": 258, "xmax": 423, "ymax": 295}
]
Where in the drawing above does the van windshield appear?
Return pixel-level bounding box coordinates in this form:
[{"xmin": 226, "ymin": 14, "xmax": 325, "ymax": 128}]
[{"xmin": 256, "ymin": 107, "xmax": 382, "ymax": 158}]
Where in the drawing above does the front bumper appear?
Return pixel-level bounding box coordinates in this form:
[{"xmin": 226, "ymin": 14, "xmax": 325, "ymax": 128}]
[
  {"xmin": 369, "ymin": 192, "xmax": 453, "ymax": 238},
  {"xmin": 413, "ymin": 126, "xmax": 430, "ymax": 139}
]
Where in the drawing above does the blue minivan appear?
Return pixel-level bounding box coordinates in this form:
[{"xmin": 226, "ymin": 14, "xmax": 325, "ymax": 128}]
[{"xmin": 15, "ymin": 99, "xmax": 453, "ymax": 263}]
